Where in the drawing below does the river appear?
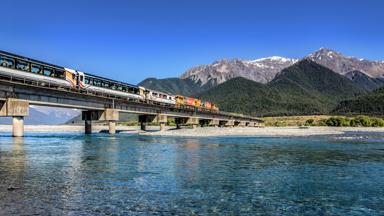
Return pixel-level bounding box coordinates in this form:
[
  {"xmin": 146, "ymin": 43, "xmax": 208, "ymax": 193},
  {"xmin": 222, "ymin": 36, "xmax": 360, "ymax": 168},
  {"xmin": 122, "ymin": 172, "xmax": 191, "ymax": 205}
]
[{"xmin": 1, "ymin": 132, "xmax": 384, "ymax": 215}]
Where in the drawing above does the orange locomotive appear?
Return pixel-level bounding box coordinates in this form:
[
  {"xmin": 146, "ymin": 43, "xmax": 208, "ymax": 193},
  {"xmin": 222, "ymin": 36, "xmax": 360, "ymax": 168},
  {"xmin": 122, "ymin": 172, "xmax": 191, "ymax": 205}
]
[{"xmin": 175, "ymin": 95, "xmax": 219, "ymax": 112}]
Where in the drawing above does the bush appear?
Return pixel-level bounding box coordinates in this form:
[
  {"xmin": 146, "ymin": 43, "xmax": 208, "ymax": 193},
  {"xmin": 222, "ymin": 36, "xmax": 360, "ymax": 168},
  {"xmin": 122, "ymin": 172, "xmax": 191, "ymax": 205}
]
[
  {"xmin": 167, "ymin": 118, "xmax": 176, "ymax": 126},
  {"xmin": 120, "ymin": 120, "xmax": 139, "ymax": 126},
  {"xmin": 325, "ymin": 117, "xmax": 350, "ymax": 127},
  {"xmin": 305, "ymin": 119, "xmax": 315, "ymax": 126},
  {"xmin": 317, "ymin": 119, "xmax": 327, "ymax": 126},
  {"xmin": 273, "ymin": 121, "xmax": 288, "ymax": 127},
  {"xmin": 353, "ymin": 116, "xmax": 372, "ymax": 127},
  {"xmin": 371, "ymin": 118, "xmax": 384, "ymax": 127}
]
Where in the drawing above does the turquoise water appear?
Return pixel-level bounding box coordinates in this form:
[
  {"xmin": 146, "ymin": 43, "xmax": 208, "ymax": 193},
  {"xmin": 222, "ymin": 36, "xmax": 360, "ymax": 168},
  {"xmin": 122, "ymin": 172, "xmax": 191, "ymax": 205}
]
[{"xmin": 1, "ymin": 132, "xmax": 384, "ymax": 215}]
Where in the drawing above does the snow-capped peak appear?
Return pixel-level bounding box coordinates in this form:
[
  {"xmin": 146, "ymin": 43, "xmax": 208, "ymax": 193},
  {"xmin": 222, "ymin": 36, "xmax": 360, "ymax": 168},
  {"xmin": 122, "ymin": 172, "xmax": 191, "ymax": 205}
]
[{"xmin": 251, "ymin": 56, "xmax": 297, "ymax": 63}]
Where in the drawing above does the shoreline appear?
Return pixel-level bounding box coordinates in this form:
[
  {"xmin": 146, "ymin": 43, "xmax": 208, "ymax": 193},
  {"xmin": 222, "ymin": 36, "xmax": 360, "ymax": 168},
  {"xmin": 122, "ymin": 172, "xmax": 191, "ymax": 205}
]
[{"xmin": 1, "ymin": 125, "xmax": 384, "ymax": 137}]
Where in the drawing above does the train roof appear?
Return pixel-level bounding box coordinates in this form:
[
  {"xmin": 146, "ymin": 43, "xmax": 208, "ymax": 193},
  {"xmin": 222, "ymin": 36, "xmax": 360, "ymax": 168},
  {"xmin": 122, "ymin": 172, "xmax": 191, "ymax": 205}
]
[{"xmin": 0, "ymin": 50, "xmax": 65, "ymax": 69}]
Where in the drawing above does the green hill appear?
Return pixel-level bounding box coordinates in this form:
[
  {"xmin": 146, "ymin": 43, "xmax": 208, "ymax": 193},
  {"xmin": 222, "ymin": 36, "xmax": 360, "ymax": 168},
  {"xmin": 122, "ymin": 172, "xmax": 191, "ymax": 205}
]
[
  {"xmin": 138, "ymin": 77, "xmax": 214, "ymax": 96},
  {"xmin": 333, "ymin": 88, "xmax": 384, "ymax": 115},
  {"xmin": 198, "ymin": 60, "xmax": 365, "ymax": 116}
]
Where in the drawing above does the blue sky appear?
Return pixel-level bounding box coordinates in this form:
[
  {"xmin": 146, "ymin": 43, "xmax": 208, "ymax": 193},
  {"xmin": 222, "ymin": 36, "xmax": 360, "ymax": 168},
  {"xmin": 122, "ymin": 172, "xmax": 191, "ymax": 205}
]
[{"xmin": 1, "ymin": 0, "xmax": 383, "ymax": 84}]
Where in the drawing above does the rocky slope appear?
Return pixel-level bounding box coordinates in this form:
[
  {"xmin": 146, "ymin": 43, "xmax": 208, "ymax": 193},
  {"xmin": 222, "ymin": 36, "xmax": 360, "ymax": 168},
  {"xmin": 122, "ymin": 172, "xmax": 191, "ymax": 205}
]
[
  {"xmin": 308, "ymin": 48, "xmax": 384, "ymax": 78},
  {"xmin": 197, "ymin": 60, "xmax": 364, "ymax": 116},
  {"xmin": 180, "ymin": 57, "xmax": 298, "ymax": 86},
  {"xmin": 140, "ymin": 48, "xmax": 384, "ymax": 96},
  {"xmin": 345, "ymin": 70, "xmax": 384, "ymax": 91}
]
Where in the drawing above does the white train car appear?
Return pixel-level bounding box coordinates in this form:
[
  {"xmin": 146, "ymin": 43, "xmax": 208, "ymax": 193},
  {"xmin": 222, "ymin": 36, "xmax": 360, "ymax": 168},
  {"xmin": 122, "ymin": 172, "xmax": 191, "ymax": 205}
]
[
  {"xmin": 144, "ymin": 89, "xmax": 176, "ymax": 105},
  {"xmin": 80, "ymin": 72, "xmax": 144, "ymax": 101},
  {"xmin": 0, "ymin": 51, "xmax": 76, "ymax": 88},
  {"xmin": 0, "ymin": 50, "xmax": 178, "ymax": 106}
]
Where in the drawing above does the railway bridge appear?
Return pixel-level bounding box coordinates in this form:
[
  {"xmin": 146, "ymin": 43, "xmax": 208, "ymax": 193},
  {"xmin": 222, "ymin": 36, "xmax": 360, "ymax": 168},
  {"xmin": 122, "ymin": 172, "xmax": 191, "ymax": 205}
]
[{"xmin": 0, "ymin": 78, "xmax": 262, "ymax": 137}]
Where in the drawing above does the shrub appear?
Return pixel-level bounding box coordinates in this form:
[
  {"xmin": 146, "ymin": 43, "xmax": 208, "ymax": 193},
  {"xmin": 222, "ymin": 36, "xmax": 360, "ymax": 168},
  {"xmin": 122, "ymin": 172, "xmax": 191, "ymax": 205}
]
[
  {"xmin": 305, "ymin": 119, "xmax": 315, "ymax": 126},
  {"xmin": 325, "ymin": 117, "xmax": 350, "ymax": 127},
  {"xmin": 317, "ymin": 119, "xmax": 327, "ymax": 126},
  {"xmin": 167, "ymin": 118, "xmax": 176, "ymax": 126},
  {"xmin": 274, "ymin": 121, "xmax": 288, "ymax": 127},
  {"xmin": 354, "ymin": 116, "xmax": 372, "ymax": 127},
  {"xmin": 371, "ymin": 118, "xmax": 384, "ymax": 127}
]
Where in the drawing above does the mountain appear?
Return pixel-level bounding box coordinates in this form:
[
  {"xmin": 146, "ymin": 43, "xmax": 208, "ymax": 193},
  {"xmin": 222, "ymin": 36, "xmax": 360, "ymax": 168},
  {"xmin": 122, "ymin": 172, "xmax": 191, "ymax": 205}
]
[
  {"xmin": 0, "ymin": 106, "xmax": 80, "ymax": 125},
  {"xmin": 138, "ymin": 77, "xmax": 210, "ymax": 96},
  {"xmin": 308, "ymin": 48, "xmax": 384, "ymax": 78},
  {"xmin": 333, "ymin": 87, "xmax": 384, "ymax": 115},
  {"xmin": 139, "ymin": 48, "xmax": 384, "ymax": 97},
  {"xmin": 180, "ymin": 57, "xmax": 298, "ymax": 86},
  {"xmin": 139, "ymin": 57, "xmax": 298, "ymax": 96},
  {"xmin": 198, "ymin": 60, "xmax": 365, "ymax": 116},
  {"xmin": 345, "ymin": 70, "xmax": 384, "ymax": 91}
]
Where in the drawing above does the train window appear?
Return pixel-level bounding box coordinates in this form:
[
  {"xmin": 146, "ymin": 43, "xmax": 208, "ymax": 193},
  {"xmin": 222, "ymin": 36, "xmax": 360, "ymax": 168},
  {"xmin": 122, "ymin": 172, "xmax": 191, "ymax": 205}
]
[
  {"xmin": 95, "ymin": 80, "xmax": 101, "ymax": 87},
  {"xmin": 111, "ymin": 84, "xmax": 116, "ymax": 90},
  {"xmin": 55, "ymin": 69, "xmax": 65, "ymax": 78},
  {"xmin": 31, "ymin": 64, "xmax": 42, "ymax": 74},
  {"xmin": 16, "ymin": 60, "xmax": 29, "ymax": 71},
  {"xmin": 84, "ymin": 78, "xmax": 89, "ymax": 84},
  {"xmin": 0, "ymin": 56, "xmax": 15, "ymax": 68},
  {"xmin": 122, "ymin": 87, "xmax": 127, "ymax": 92},
  {"xmin": 103, "ymin": 82, "xmax": 109, "ymax": 88},
  {"xmin": 43, "ymin": 67, "xmax": 53, "ymax": 77},
  {"xmin": 117, "ymin": 86, "xmax": 123, "ymax": 91}
]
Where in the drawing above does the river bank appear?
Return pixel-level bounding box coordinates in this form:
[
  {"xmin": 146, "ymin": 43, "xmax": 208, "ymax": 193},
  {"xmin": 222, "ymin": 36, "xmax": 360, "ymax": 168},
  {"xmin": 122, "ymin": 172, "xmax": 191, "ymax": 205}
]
[{"xmin": 1, "ymin": 125, "xmax": 384, "ymax": 137}]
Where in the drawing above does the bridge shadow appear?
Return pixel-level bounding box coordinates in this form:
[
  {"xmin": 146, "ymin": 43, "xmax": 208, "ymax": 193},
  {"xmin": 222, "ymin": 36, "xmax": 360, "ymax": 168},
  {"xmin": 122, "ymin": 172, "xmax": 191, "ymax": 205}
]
[{"xmin": 99, "ymin": 129, "xmax": 139, "ymax": 134}]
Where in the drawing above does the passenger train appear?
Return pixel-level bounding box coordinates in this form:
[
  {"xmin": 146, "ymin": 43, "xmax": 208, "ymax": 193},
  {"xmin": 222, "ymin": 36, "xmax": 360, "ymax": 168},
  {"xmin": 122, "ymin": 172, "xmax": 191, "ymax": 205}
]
[{"xmin": 0, "ymin": 50, "xmax": 219, "ymax": 112}]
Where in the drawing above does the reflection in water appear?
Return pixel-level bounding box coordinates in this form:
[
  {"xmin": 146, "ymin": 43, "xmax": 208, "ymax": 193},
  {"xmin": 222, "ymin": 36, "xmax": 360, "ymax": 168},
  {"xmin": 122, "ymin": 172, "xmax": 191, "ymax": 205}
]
[{"xmin": 0, "ymin": 132, "xmax": 384, "ymax": 215}]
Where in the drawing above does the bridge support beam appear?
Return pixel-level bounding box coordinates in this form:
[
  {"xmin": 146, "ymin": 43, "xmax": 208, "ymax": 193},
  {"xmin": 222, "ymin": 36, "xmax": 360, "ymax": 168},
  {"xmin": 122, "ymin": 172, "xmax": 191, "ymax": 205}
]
[{"xmin": 0, "ymin": 99, "xmax": 29, "ymax": 137}]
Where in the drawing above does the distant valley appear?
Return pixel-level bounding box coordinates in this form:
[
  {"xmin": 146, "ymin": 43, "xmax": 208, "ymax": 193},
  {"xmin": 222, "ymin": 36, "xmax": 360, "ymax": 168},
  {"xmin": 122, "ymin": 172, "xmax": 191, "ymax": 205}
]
[{"xmin": 0, "ymin": 106, "xmax": 80, "ymax": 125}]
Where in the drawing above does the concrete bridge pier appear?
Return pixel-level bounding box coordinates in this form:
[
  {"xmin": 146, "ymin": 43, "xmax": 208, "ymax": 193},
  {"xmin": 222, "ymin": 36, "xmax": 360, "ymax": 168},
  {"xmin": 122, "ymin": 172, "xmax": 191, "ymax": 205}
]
[
  {"xmin": 199, "ymin": 119, "xmax": 220, "ymax": 127},
  {"xmin": 220, "ymin": 120, "xmax": 235, "ymax": 127},
  {"xmin": 175, "ymin": 117, "xmax": 199, "ymax": 129},
  {"xmin": 235, "ymin": 121, "xmax": 247, "ymax": 127},
  {"xmin": 140, "ymin": 121, "xmax": 147, "ymax": 131},
  {"xmin": 82, "ymin": 111, "xmax": 94, "ymax": 134},
  {"xmin": 12, "ymin": 116, "xmax": 25, "ymax": 137},
  {"xmin": 0, "ymin": 99, "xmax": 29, "ymax": 137},
  {"xmin": 139, "ymin": 114, "xmax": 167, "ymax": 131},
  {"xmin": 82, "ymin": 109, "xmax": 119, "ymax": 134},
  {"xmin": 109, "ymin": 121, "xmax": 116, "ymax": 134},
  {"xmin": 104, "ymin": 109, "xmax": 119, "ymax": 134}
]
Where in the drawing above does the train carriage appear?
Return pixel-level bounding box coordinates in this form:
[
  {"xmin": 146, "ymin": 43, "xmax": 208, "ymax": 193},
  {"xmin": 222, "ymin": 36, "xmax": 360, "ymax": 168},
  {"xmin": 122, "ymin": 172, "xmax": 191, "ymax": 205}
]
[
  {"xmin": 0, "ymin": 50, "xmax": 219, "ymax": 112},
  {"xmin": 0, "ymin": 50, "xmax": 75, "ymax": 88},
  {"xmin": 80, "ymin": 72, "xmax": 144, "ymax": 101}
]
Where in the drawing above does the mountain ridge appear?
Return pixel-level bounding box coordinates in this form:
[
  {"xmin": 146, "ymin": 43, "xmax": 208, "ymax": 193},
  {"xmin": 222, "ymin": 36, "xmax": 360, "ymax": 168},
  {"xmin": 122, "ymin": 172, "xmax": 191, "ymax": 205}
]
[
  {"xmin": 197, "ymin": 59, "xmax": 365, "ymax": 116},
  {"xmin": 139, "ymin": 48, "xmax": 384, "ymax": 97}
]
